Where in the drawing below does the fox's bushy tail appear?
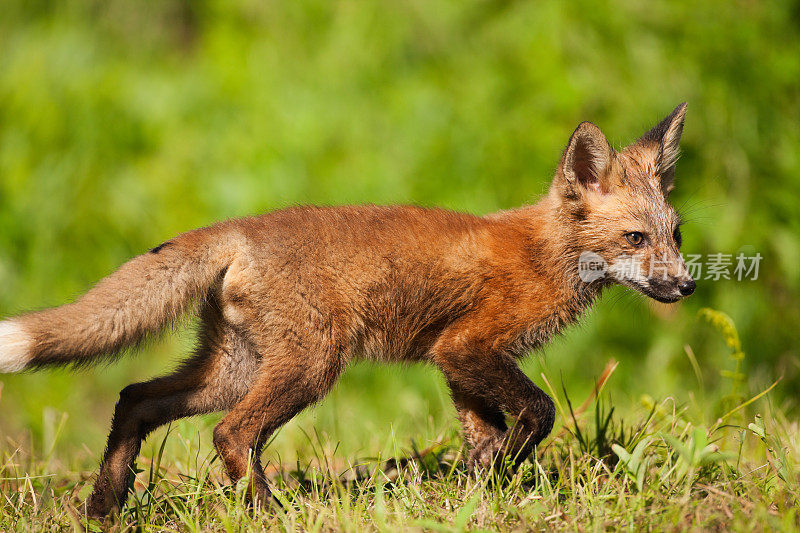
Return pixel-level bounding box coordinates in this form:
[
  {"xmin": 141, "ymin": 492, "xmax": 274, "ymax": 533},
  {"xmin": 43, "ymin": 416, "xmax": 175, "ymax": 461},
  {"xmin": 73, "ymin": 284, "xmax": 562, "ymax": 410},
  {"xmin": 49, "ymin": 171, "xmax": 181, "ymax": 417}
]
[{"xmin": 0, "ymin": 225, "xmax": 241, "ymax": 372}]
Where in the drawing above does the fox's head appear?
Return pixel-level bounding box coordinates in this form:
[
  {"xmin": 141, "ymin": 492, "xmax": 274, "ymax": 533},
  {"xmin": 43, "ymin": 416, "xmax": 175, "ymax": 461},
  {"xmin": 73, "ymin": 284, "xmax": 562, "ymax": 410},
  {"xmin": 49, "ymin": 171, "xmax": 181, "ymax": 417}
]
[{"xmin": 552, "ymin": 103, "xmax": 695, "ymax": 303}]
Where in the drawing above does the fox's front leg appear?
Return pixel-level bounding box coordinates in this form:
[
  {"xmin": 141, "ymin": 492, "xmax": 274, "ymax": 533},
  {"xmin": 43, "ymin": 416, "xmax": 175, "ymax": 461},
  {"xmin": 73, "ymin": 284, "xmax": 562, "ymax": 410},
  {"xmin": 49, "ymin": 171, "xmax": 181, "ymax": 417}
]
[
  {"xmin": 437, "ymin": 340, "xmax": 555, "ymax": 472},
  {"xmin": 450, "ymin": 386, "xmax": 507, "ymax": 472}
]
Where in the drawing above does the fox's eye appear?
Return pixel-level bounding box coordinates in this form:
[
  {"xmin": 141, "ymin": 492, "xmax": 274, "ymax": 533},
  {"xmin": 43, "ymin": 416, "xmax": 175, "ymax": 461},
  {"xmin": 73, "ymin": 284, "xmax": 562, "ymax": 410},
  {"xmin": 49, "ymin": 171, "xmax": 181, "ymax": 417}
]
[
  {"xmin": 673, "ymin": 227, "xmax": 682, "ymax": 247},
  {"xmin": 625, "ymin": 232, "xmax": 645, "ymax": 246}
]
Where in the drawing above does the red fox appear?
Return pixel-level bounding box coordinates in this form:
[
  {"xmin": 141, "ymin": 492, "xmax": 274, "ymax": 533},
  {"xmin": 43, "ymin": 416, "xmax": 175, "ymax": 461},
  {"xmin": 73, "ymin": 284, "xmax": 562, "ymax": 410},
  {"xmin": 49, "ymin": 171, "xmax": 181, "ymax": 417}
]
[{"xmin": 0, "ymin": 104, "xmax": 694, "ymax": 517}]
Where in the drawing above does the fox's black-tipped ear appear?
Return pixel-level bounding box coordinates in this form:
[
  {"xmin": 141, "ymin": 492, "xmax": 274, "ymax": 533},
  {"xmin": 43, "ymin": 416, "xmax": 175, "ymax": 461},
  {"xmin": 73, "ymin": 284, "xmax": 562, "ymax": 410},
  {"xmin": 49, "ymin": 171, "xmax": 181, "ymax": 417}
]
[
  {"xmin": 556, "ymin": 121, "xmax": 616, "ymax": 199},
  {"xmin": 638, "ymin": 102, "xmax": 687, "ymax": 195}
]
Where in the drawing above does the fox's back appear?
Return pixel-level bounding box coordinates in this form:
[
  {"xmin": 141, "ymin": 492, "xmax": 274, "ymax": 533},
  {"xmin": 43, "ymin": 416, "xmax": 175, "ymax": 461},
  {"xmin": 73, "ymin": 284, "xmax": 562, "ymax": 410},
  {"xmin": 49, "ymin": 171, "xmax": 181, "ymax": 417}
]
[{"xmin": 217, "ymin": 205, "xmax": 497, "ymax": 361}]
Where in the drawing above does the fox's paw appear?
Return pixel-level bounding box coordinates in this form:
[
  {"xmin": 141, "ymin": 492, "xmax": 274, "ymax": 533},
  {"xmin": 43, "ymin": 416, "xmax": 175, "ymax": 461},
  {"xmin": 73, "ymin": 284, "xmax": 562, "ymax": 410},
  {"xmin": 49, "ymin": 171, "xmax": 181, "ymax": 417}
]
[
  {"xmin": 467, "ymin": 435, "xmax": 506, "ymax": 475},
  {"xmin": 86, "ymin": 490, "xmax": 120, "ymax": 520},
  {"xmin": 85, "ymin": 474, "xmax": 127, "ymax": 519}
]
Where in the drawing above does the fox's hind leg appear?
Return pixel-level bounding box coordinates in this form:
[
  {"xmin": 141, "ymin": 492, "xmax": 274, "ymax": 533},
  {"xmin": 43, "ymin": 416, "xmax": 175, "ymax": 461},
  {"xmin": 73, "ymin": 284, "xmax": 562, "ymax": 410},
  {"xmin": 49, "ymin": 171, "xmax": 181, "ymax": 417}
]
[
  {"xmin": 86, "ymin": 302, "xmax": 259, "ymax": 518},
  {"xmin": 211, "ymin": 336, "xmax": 345, "ymax": 509}
]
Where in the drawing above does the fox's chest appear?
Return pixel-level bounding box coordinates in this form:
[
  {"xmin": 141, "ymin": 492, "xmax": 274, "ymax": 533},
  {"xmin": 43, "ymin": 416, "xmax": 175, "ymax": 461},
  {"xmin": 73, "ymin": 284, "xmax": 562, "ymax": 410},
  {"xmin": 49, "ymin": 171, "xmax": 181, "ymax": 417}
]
[
  {"xmin": 505, "ymin": 314, "xmax": 570, "ymax": 357},
  {"xmin": 504, "ymin": 292, "xmax": 596, "ymax": 358}
]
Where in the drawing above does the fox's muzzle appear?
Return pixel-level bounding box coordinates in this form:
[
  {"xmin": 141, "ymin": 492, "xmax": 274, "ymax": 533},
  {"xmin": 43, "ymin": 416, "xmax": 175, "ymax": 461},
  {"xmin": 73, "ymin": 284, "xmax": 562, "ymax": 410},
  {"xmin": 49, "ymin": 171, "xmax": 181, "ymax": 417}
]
[{"xmin": 678, "ymin": 279, "xmax": 696, "ymax": 296}]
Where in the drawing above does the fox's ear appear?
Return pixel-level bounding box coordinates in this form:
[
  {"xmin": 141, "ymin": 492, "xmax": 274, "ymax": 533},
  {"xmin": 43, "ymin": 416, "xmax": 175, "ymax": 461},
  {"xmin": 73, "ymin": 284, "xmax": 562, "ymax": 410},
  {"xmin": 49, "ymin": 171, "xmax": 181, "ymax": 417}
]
[
  {"xmin": 638, "ymin": 102, "xmax": 687, "ymax": 195},
  {"xmin": 556, "ymin": 121, "xmax": 616, "ymax": 199}
]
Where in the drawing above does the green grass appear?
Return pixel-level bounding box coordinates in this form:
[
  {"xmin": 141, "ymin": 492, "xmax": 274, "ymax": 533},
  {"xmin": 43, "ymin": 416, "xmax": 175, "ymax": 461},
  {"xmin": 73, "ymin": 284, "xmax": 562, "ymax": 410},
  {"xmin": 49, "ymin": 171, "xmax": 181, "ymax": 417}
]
[{"xmin": 2, "ymin": 310, "xmax": 797, "ymax": 531}]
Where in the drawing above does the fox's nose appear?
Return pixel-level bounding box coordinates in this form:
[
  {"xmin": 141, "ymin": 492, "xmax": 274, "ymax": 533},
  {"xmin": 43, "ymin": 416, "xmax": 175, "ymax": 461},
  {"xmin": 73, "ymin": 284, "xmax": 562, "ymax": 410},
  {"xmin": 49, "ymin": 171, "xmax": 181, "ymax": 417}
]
[{"xmin": 678, "ymin": 279, "xmax": 696, "ymax": 296}]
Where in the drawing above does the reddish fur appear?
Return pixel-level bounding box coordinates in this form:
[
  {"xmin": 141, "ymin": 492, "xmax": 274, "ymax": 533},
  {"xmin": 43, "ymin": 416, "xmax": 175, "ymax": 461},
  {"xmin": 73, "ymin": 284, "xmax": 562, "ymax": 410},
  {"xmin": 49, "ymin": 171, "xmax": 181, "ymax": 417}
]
[{"xmin": 0, "ymin": 104, "xmax": 693, "ymax": 517}]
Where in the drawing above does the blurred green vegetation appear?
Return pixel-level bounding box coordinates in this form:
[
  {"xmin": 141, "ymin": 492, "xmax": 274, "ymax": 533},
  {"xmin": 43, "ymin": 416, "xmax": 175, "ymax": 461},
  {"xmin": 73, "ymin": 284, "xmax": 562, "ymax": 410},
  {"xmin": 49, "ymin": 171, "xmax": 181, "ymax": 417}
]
[{"xmin": 0, "ymin": 0, "xmax": 798, "ymax": 467}]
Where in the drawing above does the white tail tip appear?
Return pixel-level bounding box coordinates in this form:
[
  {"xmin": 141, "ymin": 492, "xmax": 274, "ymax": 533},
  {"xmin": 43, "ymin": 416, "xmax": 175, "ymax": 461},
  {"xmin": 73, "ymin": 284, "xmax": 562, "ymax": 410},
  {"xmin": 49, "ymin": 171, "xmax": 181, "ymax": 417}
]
[{"xmin": 0, "ymin": 320, "xmax": 32, "ymax": 373}]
